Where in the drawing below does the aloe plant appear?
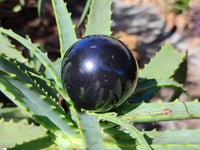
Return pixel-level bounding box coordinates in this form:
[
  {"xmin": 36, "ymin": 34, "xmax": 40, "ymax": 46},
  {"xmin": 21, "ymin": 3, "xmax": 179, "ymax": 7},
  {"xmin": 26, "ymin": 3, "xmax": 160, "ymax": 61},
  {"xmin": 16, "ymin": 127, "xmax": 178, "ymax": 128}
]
[
  {"xmin": 0, "ymin": 0, "xmax": 199, "ymax": 149},
  {"xmin": 0, "ymin": 0, "xmax": 24, "ymax": 13}
]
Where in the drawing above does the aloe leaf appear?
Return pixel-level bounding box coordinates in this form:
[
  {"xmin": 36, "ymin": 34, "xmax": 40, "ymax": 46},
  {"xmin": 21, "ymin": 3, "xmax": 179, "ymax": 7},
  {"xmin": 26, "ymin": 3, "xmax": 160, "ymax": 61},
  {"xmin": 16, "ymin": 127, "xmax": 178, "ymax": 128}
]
[
  {"xmin": 140, "ymin": 43, "xmax": 186, "ymax": 79},
  {"xmin": 0, "ymin": 33, "xmax": 30, "ymax": 67},
  {"xmin": 0, "ymin": 28, "xmax": 62, "ymax": 87},
  {"xmin": 0, "ymin": 71, "xmax": 80, "ymax": 141},
  {"xmin": 0, "ymin": 78, "xmax": 80, "ymax": 149},
  {"xmin": 0, "ymin": 3, "xmax": 22, "ymax": 13},
  {"xmin": 25, "ymin": 35, "xmax": 43, "ymax": 72},
  {"xmin": 145, "ymin": 128, "xmax": 200, "ymax": 145},
  {"xmin": 0, "ymin": 119, "xmax": 53, "ymax": 149},
  {"xmin": 0, "ymin": 53, "xmax": 59, "ymax": 101},
  {"xmin": 28, "ymin": 71, "xmax": 73, "ymax": 108},
  {"xmin": 26, "ymin": 38, "xmax": 43, "ymax": 72},
  {"xmin": 0, "ymin": 77, "xmax": 69, "ymax": 141},
  {"xmin": 98, "ymin": 114, "xmax": 152, "ymax": 150},
  {"xmin": 134, "ymin": 78, "xmax": 190, "ymax": 96},
  {"xmin": 114, "ymin": 78, "xmax": 191, "ymax": 114},
  {"xmin": 0, "ymin": 105, "xmax": 29, "ymax": 122},
  {"xmin": 85, "ymin": 0, "xmax": 112, "ymax": 36},
  {"xmin": 104, "ymin": 144, "xmax": 200, "ymax": 150},
  {"xmin": 51, "ymin": 0, "xmax": 78, "ymax": 58},
  {"xmin": 0, "ymin": 31, "xmax": 72, "ymax": 107},
  {"xmin": 129, "ymin": 43, "xmax": 187, "ymax": 103},
  {"xmin": 37, "ymin": 0, "xmax": 42, "ymax": 17},
  {"xmin": 170, "ymin": 55, "xmax": 188, "ymax": 101},
  {"xmin": 0, "ymin": 75, "xmax": 67, "ymax": 140},
  {"xmin": 29, "ymin": 54, "xmax": 42, "ymax": 72},
  {"xmin": 9, "ymin": 138, "xmax": 57, "ymax": 150},
  {"xmin": 0, "ymin": 53, "xmax": 38, "ymax": 86},
  {"xmin": 73, "ymin": 109, "xmax": 104, "ymax": 150},
  {"xmin": 170, "ymin": 0, "xmax": 189, "ymax": 11},
  {"xmin": 103, "ymin": 126, "xmax": 137, "ymax": 150},
  {"xmin": 78, "ymin": 0, "xmax": 92, "ymax": 27},
  {"xmin": 103, "ymin": 127, "xmax": 200, "ymax": 149},
  {"xmin": 121, "ymin": 100, "xmax": 200, "ymax": 123},
  {"xmin": 47, "ymin": 131, "xmax": 84, "ymax": 150}
]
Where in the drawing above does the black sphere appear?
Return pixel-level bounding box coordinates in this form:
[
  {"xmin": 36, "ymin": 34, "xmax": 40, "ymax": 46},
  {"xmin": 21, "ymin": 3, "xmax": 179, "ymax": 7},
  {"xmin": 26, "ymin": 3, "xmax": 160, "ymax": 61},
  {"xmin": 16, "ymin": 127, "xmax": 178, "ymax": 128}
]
[{"xmin": 61, "ymin": 35, "xmax": 138, "ymax": 112}]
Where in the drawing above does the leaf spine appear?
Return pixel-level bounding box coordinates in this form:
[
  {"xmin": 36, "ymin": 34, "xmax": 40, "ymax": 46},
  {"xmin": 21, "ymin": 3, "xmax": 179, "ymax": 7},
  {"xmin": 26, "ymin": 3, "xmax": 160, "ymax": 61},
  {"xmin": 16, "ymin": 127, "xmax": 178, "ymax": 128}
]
[
  {"xmin": 9, "ymin": 118, "xmax": 14, "ymax": 122},
  {"xmin": 51, "ymin": 97, "xmax": 56, "ymax": 102},
  {"xmin": 17, "ymin": 65, "xmax": 20, "ymax": 69},
  {"xmin": 33, "ymin": 79, "xmax": 37, "ymax": 84},
  {"xmin": 60, "ymin": 114, "xmax": 66, "ymax": 119},
  {"xmin": 37, "ymin": 83, "xmax": 40, "ymax": 88},
  {"xmin": 51, "ymin": 105, "xmax": 57, "ymax": 110},
  {"xmin": 27, "ymin": 84, "xmax": 33, "ymax": 88},
  {"xmin": 45, "ymin": 91, "xmax": 48, "ymax": 95},
  {"xmin": 24, "ymin": 69, "xmax": 28, "ymax": 74},
  {"xmin": 41, "ymin": 88, "xmax": 45, "ymax": 92}
]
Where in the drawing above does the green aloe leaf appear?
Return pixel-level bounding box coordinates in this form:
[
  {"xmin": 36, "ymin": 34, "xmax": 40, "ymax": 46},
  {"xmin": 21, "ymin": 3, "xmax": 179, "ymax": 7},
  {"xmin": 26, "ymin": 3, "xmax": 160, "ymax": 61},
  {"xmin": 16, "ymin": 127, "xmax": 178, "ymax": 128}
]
[
  {"xmin": 49, "ymin": 133, "xmax": 84, "ymax": 150},
  {"xmin": 74, "ymin": 110, "xmax": 104, "ymax": 150},
  {"xmin": 114, "ymin": 78, "xmax": 191, "ymax": 115},
  {"xmin": 27, "ymin": 70, "xmax": 73, "ymax": 108},
  {"xmin": 51, "ymin": 0, "xmax": 78, "ymax": 58},
  {"xmin": 98, "ymin": 114, "xmax": 152, "ymax": 150},
  {"xmin": 78, "ymin": 0, "xmax": 92, "ymax": 27},
  {"xmin": 145, "ymin": 128, "xmax": 200, "ymax": 145},
  {"xmin": 0, "ymin": 105, "xmax": 29, "ymax": 122},
  {"xmin": 170, "ymin": 0, "xmax": 189, "ymax": 11},
  {"xmin": 0, "ymin": 33, "xmax": 30, "ymax": 67},
  {"xmin": 103, "ymin": 127, "xmax": 200, "ymax": 150},
  {"xmin": 134, "ymin": 78, "xmax": 190, "ymax": 96},
  {"xmin": 0, "ymin": 75, "xmax": 62, "ymax": 137},
  {"xmin": 0, "ymin": 3, "xmax": 22, "ymax": 13},
  {"xmin": 140, "ymin": 43, "xmax": 185, "ymax": 79},
  {"xmin": 0, "ymin": 28, "xmax": 62, "ymax": 87},
  {"xmin": 0, "ymin": 70, "xmax": 80, "ymax": 142},
  {"xmin": 85, "ymin": 0, "xmax": 112, "ymax": 36},
  {"xmin": 37, "ymin": 0, "xmax": 43, "ymax": 17},
  {"xmin": 170, "ymin": 55, "xmax": 188, "ymax": 101},
  {"xmin": 0, "ymin": 53, "xmax": 59, "ymax": 102},
  {"xmin": 0, "ymin": 119, "xmax": 54, "ymax": 149},
  {"xmin": 9, "ymin": 138, "xmax": 57, "ymax": 150},
  {"xmin": 129, "ymin": 43, "xmax": 186, "ymax": 104},
  {"xmin": 121, "ymin": 100, "xmax": 200, "ymax": 123}
]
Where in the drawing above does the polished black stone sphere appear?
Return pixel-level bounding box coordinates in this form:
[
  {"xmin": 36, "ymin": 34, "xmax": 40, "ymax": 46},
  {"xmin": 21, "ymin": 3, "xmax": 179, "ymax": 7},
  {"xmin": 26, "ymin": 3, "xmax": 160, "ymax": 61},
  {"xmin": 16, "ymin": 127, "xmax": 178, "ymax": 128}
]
[{"xmin": 61, "ymin": 35, "xmax": 138, "ymax": 112}]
